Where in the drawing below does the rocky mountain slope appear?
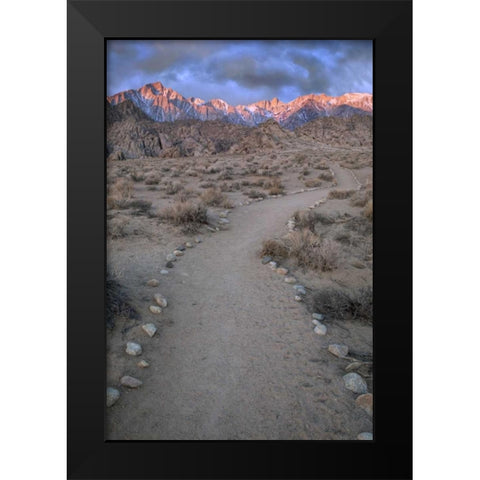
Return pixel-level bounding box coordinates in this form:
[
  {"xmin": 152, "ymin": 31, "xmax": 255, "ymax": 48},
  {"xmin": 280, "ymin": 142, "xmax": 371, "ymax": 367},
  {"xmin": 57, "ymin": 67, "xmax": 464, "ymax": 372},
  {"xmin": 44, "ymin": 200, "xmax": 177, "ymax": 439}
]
[
  {"xmin": 107, "ymin": 100, "xmax": 372, "ymax": 160},
  {"xmin": 107, "ymin": 81, "xmax": 372, "ymax": 130}
]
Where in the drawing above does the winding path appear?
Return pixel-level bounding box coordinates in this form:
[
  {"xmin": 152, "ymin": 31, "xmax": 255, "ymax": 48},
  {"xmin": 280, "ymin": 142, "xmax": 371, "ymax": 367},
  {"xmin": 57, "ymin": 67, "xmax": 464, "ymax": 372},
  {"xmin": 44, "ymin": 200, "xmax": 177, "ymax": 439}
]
[{"xmin": 107, "ymin": 164, "xmax": 370, "ymax": 440}]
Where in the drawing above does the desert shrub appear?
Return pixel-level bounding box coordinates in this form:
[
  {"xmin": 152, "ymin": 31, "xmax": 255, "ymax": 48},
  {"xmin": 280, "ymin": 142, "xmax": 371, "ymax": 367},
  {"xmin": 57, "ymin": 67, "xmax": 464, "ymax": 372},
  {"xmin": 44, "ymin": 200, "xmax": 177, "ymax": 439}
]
[
  {"xmin": 260, "ymin": 239, "xmax": 288, "ymax": 259},
  {"xmin": 308, "ymin": 286, "xmax": 372, "ymax": 323},
  {"xmin": 292, "ymin": 210, "xmax": 318, "ymax": 232},
  {"xmin": 246, "ymin": 189, "xmax": 264, "ymax": 199},
  {"xmin": 345, "ymin": 216, "xmax": 372, "ymax": 236},
  {"xmin": 106, "ymin": 274, "xmax": 138, "ymax": 329},
  {"xmin": 171, "ymin": 170, "xmax": 180, "ymax": 177},
  {"xmin": 315, "ymin": 161, "xmax": 329, "ymax": 170},
  {"xmin": 127, "ymin": 199, "xmax": 152, "ymax": 215},
  {"xmin": 350, "ymin": 190, "xmax": 372, "ymax": 207},
  {"xmin": 199, "ymin": 181, "xmax": 215, "ymax": 189},
  {"xmin": 107, "ymin": 178, "xmax": 133, "ymax": 209},
  {"xmin": 328, "ymin": 189, "xmax": 355, "ymax": 200},
  {"xmin": 130, "ymin": 169, "xmax": 145, "ymax": 182},
  {"xmin": 318, "ymin": 171, "xmax": 334, "ymax": 181},
  {"xmin": 174, "ymin": 188, "xmax": 197, "ymax": 203},
  {"xmin": 241, "ymin": 180, "xmax": 251, "ymax": 187},
  {"xmin": 302, "ymin": 169, "xmax": 310, "ymax": 176},
  {"xmin": 164, "ymin": 182, "xmax": 183, "ymax": 195},
  {"xmin": 107, "ymin": 215, "xmax": 129, "ymax": 238},
  {"xmin": 294, "ymin": 153, "xmax": 307, "ymax": 163},
  {"xmin": 161, "ymin": 166, "xmax": 171, "ymax": 173},
  {"xmin": 264, "ymin": 178, "xmax": 285, "ymax": 195},
  {"xmin": 144, "ymin": 175, "xmax": 160, "ymax": 185},
  {"xmin": 335, "ymin": 231, "xmax": 352, "ymax": 245},
  {"xmin": 364, "ymin": 199, "xmax": 373, "ymax": 220},
  {"xmin": 200, "ymin": 188, "xmax": 233, "ymax": 208},
  {"xmin": 285, "ymin": 230, "xmax": 340, "ymax": 271},
  {"xmin": 304, "ymin": 178, "xmax": 322, "ymax": 188},
  {"xmin": 217, "ymin": 170, "xmax": 233, "ymax": 180},
  {"xmin": 159, "ymin": 201, "xmax": 208, "ymax": 232}
]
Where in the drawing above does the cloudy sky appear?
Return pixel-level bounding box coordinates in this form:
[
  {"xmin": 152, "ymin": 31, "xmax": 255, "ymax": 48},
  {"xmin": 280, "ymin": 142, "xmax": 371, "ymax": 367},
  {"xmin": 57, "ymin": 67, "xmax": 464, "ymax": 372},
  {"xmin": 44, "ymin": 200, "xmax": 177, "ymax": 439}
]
[{"xmin": 107, "ymin": 40, "xmax": 372, "ymax": 105}]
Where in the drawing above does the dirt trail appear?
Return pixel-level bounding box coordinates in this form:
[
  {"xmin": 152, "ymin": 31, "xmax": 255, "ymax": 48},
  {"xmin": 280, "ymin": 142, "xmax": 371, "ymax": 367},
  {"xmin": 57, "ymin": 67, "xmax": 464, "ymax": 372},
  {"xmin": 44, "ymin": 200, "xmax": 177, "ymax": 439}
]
[{"xmin": 107, "ymin": 164, "xmax": 371, "ymax": 439}]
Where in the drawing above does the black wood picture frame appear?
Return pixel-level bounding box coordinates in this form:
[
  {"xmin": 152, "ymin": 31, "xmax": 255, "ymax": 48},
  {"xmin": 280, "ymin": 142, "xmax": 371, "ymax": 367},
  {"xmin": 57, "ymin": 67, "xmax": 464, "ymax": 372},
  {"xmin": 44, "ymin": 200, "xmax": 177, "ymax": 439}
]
[{"xmin": 67, "ymin": 1, "xmax": 412, "ymax": 478}]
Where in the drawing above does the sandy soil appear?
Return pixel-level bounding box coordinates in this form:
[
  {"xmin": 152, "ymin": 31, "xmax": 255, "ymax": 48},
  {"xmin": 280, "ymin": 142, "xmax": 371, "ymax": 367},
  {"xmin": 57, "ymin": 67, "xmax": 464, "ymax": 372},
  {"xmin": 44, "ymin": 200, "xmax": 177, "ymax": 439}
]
[{"xmin": 106, "ymin": 162, "xmax": 372, "ymax": 440}]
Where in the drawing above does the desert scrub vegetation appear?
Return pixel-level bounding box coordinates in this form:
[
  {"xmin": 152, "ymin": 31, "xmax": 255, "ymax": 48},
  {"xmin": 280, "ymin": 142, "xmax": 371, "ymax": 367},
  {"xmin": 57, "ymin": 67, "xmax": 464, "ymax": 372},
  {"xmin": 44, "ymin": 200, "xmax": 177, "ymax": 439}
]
[
  {"xmin": 285, "ymin": 230, "xmax": 340, "ymax": 271},
  {"xmin": 264, "ymin": 178, "xmax": 285, "ymax": 195},
  {"xmin": 304, "ymin": 178, "xmax": 322, "ymax": 188},
  {"xmin": 260, "ymin": 229, "xmax": 340, "ymax": 272},
  {"xmin": 307, "ymin": 286, "xmax": 372, "ymax": 323},
  {"xmin": 328, "ymin": 189, "xmax": 355, "ymax": 200},
  {"xmin": 200, "ymin": 188, "xmax": 233, "ymax": 208},
  {"xmin": 159, "ymin": 200, "xmax": 208, "ymax": 233},
  {"xmin": 318, "ymin": 171, "xmax": 334, "ymax": 182},
  {"xmin": 164, "ymin": 181, "xmax": 183, "ymax": 195},
  {"xmin": 106, "ymin": 272, "xmax": 138, "ymax": 329},
  {"xmin": 246, "ymin": 189, "xmax": 265, "ymax": 199},
  {"xmin": 260, "ymin": 239, "xmax": 289, "ymax": 259},
  {"xmin": 107, "ymin": 178, "xmax": 133, "ymax": 209},
  {"xmin": 350, "ymin": 190, "xmax": 372, "ymax": 207},
  {"xmin": 144, "ymin": 174, "xmax": 160, "ymax": 185},
  {"xmin": 107, "ymin": 215, "xmax": 130, "ymax": 238}
]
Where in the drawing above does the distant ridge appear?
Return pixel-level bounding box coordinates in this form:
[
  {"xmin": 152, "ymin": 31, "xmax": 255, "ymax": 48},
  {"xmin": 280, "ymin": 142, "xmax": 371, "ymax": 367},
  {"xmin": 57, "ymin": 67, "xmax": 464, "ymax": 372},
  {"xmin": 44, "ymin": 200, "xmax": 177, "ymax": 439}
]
[{"xmin": 107, "ymin": 81, "xmax": 372, "ymax": 130}]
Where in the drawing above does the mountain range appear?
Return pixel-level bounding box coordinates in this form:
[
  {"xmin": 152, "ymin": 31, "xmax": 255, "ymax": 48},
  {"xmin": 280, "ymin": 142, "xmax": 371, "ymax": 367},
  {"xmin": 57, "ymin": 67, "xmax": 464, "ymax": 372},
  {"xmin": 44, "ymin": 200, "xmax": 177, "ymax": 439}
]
[{"xmin": 107, "ymin": 81, "xmax": 372, "ymax": 130}]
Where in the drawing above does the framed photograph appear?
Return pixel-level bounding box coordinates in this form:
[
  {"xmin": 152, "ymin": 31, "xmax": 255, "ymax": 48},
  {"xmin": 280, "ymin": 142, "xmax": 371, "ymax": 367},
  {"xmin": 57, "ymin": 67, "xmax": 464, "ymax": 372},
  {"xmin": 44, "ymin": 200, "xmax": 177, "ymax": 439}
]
[{"xmin": 68, "ymin": 0, "xmax": 411, "ymax": 478}]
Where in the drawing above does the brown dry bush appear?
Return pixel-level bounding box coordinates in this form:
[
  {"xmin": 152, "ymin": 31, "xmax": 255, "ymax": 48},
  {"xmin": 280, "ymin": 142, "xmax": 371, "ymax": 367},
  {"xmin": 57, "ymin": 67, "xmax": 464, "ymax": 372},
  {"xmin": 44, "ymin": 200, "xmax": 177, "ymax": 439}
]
[
  {"xmin": 130, "ymin": 169, "xmax": 145, "ymax": 182},
  {"xmin": 107, "ymin": 178, "xmax": 133, "ymax": 209},
  {"xmin": 159, "ymin": 201, "xmax": 208, "ymax": 232},
  {"xmin": 260, "ymin": 239, "xmax": 288, "ymax": 259},
  {"xmin": 107, "ymin": 215, "xmax": 129, "ymax": 238},
  {"xmin": 106, "ymin": 273, "xmax": 138, "ymax": 329},
  {"xmin": 318, "ymin": 171, "xmax": 334, "ymax": 182},
  {"xmin": 292, "ymin": 210, "xmax": 318, "ymax": 232},
  {"xmin": 350, "ymin": 190, "xmax": 372, "ymax": 207},
  {"xmin": 304, "ymin": 178, "xmax": 322, "ymax": 188},
  {"xmin": 164, "ymin": 182, "xmax": 183, "ymax": 195},
  {"xmin": 285, "ymin": 230, "xmax": 340, "ymax": 272},
  {"xmin": 200, "ymin": 188, "xmax": 233, "ymax": 208},
  {"xmin": 308, "ymin": 286, "xmax": 372, "ymax": 323},
  {"xmin": 328, "ymin": 189, "xmax": 355, "ymax": 200},
  {"xmin": 144, "ymin": 175, "xmax": 160, "ymax": 185},
  {"xmin": 246, "ymin": 189, "xmax": 264, "ymax": 199},
  {"xmin": 264, "ymin": 178, "xmax": 285, "ymax": 195}
]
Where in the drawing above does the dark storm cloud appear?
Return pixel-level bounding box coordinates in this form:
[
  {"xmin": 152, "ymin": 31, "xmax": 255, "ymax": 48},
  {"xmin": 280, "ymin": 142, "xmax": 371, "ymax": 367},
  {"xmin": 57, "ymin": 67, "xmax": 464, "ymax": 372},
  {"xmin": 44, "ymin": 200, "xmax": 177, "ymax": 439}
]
[{"xmin": 107, "ymin": 40, "xmax": 372, "ymax": 105}]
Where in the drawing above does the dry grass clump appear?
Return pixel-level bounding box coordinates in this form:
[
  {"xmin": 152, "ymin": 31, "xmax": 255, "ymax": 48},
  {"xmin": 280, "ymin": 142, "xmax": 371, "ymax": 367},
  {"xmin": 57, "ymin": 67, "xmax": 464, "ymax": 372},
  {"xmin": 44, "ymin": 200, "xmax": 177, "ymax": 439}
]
[
  {"xmin": 164, "ymin": 182, "xmax": 183, "ymax": 195},
  {"xmin": 328, "ymin": 189, "xmax": 355, "ymax": 200},
  {"xmin": 285, "ymin": 230, "xmax": 340, "ymax": 271},
  {"xmin": 144, "ymin": 175, "xmax": 160, "ymax": 185},
  {"xmin": 264, "ymin": 178, "xmax": 285, "ymax": 195},
  {"xmin": 246, "ymin": 189, "xmax": 265, "ymax": 199},
  {"xmin": 304, "ymin": 178, "xmax": 322, "ymax": 188},
  {"xmin": 318, "ymin": 171, "xmax": 334, "ymax": 182},
  {"xmin": 315, "ymin": 161, "xmax": 329, "ymax": 170},
  {"xmin": 107, "ymin": 215, "xmax": 129, "ymax": 238},
  {"xmin": 350, "ymin": 190, "xmax": 372, "ymax": 207},
  {"xmin": 127, "ymin": 199, "xmax": 152, "ymax": 215},
  {"xmin": 106, "ymin": 273, "xmax": 138, "ymax": 329},
  {"xmin": 260, "ymin": 239, "xmax": 289, "ymax": 259},
  {"xmin": 130, "ymin": 169, "xmax": 145, "ymax": 182},
  {"xmin": 308, "ymin": 286, "xmax": 372, "ymax": 323},
  {"xmin": 159, "ymin": 200, "xmax": 208, "ymax": 232},
  {"xmin": 200, "ymin": 188, "xmax": 233, "ymax": 208},
  {"xmin": 364, "ymin": 199, "xmax": 373, "ymax": 220},
  {"xmin": 107, "ymin": 178, "xmax": 133, "ymax": 209},
  {"xmin": 292, "ymin": 210, "xmax": 318, "ymax": 232}
]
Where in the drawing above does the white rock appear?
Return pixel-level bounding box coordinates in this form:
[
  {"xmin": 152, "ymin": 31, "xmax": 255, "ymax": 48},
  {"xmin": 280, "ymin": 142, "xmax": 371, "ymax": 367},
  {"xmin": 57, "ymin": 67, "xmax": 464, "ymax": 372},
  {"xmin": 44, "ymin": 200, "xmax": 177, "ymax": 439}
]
[
  {"xmin": 149, "ymin": 305, "xmax": 162, "ymax": 314},
  {"xmin": 312, "ymin": 319, "xmax": 321, "ymax": 326},
  {"xmin": 294, "ymin": 295, "xmax": 303, "ymax": 302},
  {"xmin": 142, "ymin": 323, "xmax": 157, "ymax": 337},
  {"xmin": 160, "ymin": 269, "xmax": 169, "ymax": 275},
  {"xmin": 173, "ymin": 250, "xmax": 184, "ymax": 256},
  {"xmin": 185, "ymin": 242, "xmax": 193, "ymax": 248},
  {"xmin": 146, "ymin": 279, "xmax": 160, "ymax": 287},
  {"xmin": 312, "ymin": 313, "xmax": 325, "ymax": 321},
  {"xmin": 276, "ymin": 267, "xmax": 288, "ymax": 275},
  {"xmin": 120, "ymin": 376, "xmax": 143, "ymax": 388},
  {"xmin": 166, "ymin": 253, "xmax": 176, "ymax": 262},
  {"xmin": 343, "ymin": 373, "xmax": 368, "ymax": 394},
  {"xmin": 314, "ymin": 324, "xmax": 327, "ymax": 335},
  {"xmin": 106, "ymin": 387, "xmax": 120, "ymax": 407},
  {"xmin": 125, "ymin": 342, "xmax": 142, "ymax": 356},
  {"xmin": 153, "ymin": 294, "xmax": 167, "ymax": 307},
  {"xmin": 284, "ymin": 276, "xmax": 296, "ymax": 284},
  {"xmin": 357, "ymin": 432, "xmax": 373, "ymax": 441},
  {"xmin": 195, "ymin": 237, "xmax": 202, "ymax": 243},
  {"xmin": 328, "ymin": 344, "xmax": 349, "ymax": 358},
  {"xmin": 137, "ymin": 360, "xmax": 150, "ymax": 368},
  {"xmin": 269, "ymin": 261, "xmax": 278, "ymax": 269}
]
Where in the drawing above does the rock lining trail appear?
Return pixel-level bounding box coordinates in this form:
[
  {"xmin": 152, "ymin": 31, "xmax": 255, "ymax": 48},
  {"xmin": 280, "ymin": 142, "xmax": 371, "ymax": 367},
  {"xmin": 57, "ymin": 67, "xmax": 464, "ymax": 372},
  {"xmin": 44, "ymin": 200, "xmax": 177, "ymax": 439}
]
[{"xmin": 107, "ymin": 163, "xmax": 371, "ymax": 440}]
